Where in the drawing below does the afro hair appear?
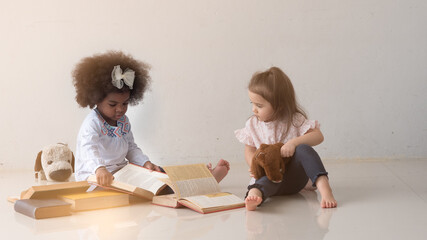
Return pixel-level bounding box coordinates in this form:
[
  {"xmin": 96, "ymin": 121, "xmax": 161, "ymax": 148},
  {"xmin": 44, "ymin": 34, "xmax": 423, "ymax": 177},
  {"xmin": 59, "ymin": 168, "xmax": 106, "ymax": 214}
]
[{"xmin": 72, "ymin": 51, "xmax": 151, "ymax": 108}]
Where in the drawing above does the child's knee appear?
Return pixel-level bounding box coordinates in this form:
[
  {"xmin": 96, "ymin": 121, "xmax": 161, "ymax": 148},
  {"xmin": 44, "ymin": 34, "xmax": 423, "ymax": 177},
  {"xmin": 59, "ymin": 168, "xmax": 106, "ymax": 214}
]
[
  {"xmin": 295, "ymin": 144, "xmax": 313, "ymax": 153},
  {"xmin": 295, "ymin": 144, "xmax": 320, "ymax": 160}
]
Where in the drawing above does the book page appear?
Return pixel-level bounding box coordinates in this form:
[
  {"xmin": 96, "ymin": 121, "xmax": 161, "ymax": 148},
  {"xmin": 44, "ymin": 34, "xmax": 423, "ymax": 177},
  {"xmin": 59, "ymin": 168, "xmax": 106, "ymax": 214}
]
[
  {"xmin": 113, "ymin": 164, "xmax": 168, "ymax": 194},
  {"xmin": 163, "ymin": 164, "xmax": 220, "ymax": 198},
  {"xmin": 182, "ymin": 192, "xmax": 244, "ymax": 209}
]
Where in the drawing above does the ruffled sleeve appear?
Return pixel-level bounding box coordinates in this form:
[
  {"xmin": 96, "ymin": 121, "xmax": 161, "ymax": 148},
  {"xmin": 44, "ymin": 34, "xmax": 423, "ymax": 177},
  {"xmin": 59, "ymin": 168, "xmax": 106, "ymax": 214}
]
[
  {"xmin": 294, "ymin": 113, "xmax": 320, "ymax": 136},
  {"xmin": 234, "ymin": 119, "xmax": 255, "ymax": 147}
]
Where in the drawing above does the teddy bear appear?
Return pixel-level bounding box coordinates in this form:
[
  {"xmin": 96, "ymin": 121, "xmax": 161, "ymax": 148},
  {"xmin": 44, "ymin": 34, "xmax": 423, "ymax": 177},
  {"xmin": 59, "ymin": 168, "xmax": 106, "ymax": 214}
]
[
  {"xmin": 250, "ymin": 143, "xmax": 291, "ymax": 183},
  {"xmin": 34, "ymin": 143, "xmax": 75, "ymax": 182}
]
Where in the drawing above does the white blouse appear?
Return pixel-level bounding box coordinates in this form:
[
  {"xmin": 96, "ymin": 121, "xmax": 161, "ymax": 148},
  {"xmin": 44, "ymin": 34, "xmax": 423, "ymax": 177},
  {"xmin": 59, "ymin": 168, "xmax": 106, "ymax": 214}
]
[
  {"xmin": 234, "ymin": 113, "xmax": 319, "ymax": 149},
  {"xmin": 75, "ymin": 109, "xmax": 149, "ymax": 181}
]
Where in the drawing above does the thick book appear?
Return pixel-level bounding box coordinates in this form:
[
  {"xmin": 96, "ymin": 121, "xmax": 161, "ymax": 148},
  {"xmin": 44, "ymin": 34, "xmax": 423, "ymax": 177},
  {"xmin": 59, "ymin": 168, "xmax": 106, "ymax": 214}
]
[
  {"xmin": 87, "ymin": 163, "xmax": 169, "ymax": 200},
  {"xmin": 20, "ymin": 181, "xmax": 91, "ymax": 200},
  {"xmin": 58, "ymin": 190, "xmax": 130, "ymax": 211},
  {"xmin": 152, "ymin": 164, "xmax": 245, "ymax": 214},
  {"xmin": 14, "ymin": 199, "xmax": 72, "ymax": 219}
]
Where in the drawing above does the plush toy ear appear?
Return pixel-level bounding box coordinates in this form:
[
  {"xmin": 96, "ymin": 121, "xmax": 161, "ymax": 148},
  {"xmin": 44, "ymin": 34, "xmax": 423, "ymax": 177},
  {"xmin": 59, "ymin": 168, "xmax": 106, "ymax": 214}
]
[
  {"xmin": 251, "ymin": 149, "xmax": 265, "ymax": 180},
  {"xmin": 34, "ymin": 151, "xmax": 43, "ymax": 172},
  {"xmin": 259, "ymin": 144, "xmax": 268, "ymax": 150},
  {"xmin": 280, "ymin": 156, "xmax": 286, "ymax": 173},
  {"xmin": 34, "ymin": 151, "xmax": 43, "ymax": 179},
  {"xmin": 274, "ymin": 142, "xmax": 284, "ymax": 148},
  {"xmin": 261, "ymin": 144, "xmax": 285, "ymax": 182},
  {"xmin": 71, "ymin": 152, "xmax": 75, "ymax": 172},
  {"xmin": 251, "ymin": 160, "xmax": 265, "ymax": 180},
  {"xmin": 250, "ymin": 153, "xmax": 258, "ymax": 178}
]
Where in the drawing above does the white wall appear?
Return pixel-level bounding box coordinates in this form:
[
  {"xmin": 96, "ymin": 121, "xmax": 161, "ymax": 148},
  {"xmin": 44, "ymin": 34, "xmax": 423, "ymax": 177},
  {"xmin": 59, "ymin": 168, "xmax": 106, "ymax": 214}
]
[{"xmin": 1, "ymin": 0, "xmax": 426, "ymax": 169}]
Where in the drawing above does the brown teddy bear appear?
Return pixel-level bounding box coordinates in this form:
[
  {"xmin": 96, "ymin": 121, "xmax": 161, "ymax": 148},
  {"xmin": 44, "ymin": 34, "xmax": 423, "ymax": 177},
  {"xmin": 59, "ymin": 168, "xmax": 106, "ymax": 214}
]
[
  {"xmin": 34, "ymin": 143, "xmax": 75, "ymax": 182},
  {"xmin": 251, "ymin": 143, "xmax": 291, "ymax": 183}
]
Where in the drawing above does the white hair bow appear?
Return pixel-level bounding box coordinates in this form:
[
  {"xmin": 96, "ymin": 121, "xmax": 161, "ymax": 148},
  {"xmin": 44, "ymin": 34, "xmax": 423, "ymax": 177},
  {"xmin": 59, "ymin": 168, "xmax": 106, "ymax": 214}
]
[{"xmin": 111, "ymin": 65, "xmax": 135, "ymax": 89}]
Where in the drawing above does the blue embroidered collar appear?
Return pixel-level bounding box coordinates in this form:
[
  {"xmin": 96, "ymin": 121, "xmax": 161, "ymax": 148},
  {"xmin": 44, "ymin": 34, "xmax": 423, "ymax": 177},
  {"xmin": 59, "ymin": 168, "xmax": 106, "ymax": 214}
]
[{"xmin": 94, "ymin": 109, "xmax": 130, "ymax": 138}]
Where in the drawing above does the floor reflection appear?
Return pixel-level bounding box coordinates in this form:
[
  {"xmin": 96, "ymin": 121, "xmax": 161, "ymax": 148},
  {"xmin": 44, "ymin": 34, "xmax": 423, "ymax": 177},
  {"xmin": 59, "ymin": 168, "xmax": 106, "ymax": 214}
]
[
  {"xmin": 14, "ymin": 201, "xmax": 153, "ymax": 239},
  {"xmin": 245, "ymin": 190, "xmax": 336, "ymax": 240},
  {"xmin": 139, "ymin": 205, "xmax": 237, "ymax": 240},
  {"xmin": 5, "ymin": 160, "xmax": 427, "ymax": 240},
  {"xmin": 12, "ymin": 189, "xmax": 335, "ymax": 240}
]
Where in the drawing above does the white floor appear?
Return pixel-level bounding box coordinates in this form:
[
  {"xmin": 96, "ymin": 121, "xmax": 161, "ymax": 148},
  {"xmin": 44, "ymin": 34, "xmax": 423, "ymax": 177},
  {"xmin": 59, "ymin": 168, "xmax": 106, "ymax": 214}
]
[{"xmin": 1, "ymin": 159, "xmax": 427, "ymax": 240}]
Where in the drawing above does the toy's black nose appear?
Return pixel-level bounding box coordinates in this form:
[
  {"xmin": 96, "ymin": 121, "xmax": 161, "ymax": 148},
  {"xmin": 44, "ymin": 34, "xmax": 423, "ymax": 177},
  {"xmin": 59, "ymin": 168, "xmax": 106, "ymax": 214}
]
[{"xmin": 49, "ymin": 169, "xmax": 72, "ymax": 181}]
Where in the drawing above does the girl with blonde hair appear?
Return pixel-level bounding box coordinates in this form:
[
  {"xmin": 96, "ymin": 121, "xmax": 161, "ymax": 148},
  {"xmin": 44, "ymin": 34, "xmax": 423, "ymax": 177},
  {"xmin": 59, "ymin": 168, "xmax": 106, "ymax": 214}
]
[{"xmin": 235, "ymin": 67, "xmax": 337, "ymax": 210}]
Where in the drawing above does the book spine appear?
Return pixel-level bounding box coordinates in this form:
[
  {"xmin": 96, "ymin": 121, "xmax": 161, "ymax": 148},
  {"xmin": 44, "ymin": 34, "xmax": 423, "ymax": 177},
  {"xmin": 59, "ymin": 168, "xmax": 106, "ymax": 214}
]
[
  {"xmin": 178, "ymin": 201, "xmax": 245, "ymax": 214},
  {"xmin": 178, "ymin": 201, "xmax": 205, "ymax": 214},
  {"xmin": 204, "ymin": 205, "xmax": 245, "ymax": 214},
  {"xmin": 14, "ymin": 201, "xmax": 37, "ymax": 219},
  {"xmin": 87, "ymin": 182, "xmax": 135, "ymax": 195},
  {"xmin": 151, "ymin": 202, "xmax": 181, "ymax": 209}
]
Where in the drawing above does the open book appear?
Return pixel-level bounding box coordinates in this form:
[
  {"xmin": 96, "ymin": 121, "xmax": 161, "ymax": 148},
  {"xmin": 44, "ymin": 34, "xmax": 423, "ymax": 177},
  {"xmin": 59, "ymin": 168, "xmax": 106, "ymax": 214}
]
[
  {"xmin": 152, "ymin": 164, "xmax": 245, "ymax": 214},
  {"xmin": 87, "ymin": 163, "xmax": 169, "ymax": 200}
]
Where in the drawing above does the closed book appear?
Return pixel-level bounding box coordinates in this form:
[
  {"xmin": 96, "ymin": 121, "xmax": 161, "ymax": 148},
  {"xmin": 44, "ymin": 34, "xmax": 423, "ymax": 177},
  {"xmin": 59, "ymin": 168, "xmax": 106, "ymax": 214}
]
[
  {"xmin": 58, "ymin": 190, "xmax": 129, "ymax": 211},
  {"xmin": 20, "ymin": 181, "xmax": 90, "ymax": 200},
  {"xmin": 14, "ymin": 199, "xmax": 71, "ymax": 219}
]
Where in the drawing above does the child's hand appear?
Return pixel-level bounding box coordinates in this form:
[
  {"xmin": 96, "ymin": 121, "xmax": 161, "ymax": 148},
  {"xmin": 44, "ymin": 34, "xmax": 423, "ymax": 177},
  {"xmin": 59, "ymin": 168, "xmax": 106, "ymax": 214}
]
[
  {"xmin": 95, "ymin": 167, "xmax": 114, "ymax": 186},
  {"xmin": 143, "ymin": 161, "xmax": 161, "ymax": 172},
  {"xmin": 281, "ymin": 141, "xmax": 297, "ymax": 158}
]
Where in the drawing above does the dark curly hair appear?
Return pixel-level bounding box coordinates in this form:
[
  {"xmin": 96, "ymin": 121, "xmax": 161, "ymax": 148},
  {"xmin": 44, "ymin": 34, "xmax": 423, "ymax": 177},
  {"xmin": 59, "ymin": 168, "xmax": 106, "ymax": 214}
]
[{"xmin": 72, "ymin": 51, "xmax": 151, "ymax": 108}]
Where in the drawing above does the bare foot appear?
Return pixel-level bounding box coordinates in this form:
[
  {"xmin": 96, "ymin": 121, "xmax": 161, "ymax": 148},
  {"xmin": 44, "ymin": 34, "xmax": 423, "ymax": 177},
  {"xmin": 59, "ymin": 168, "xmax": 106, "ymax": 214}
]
[
  {"xmin": 207, "ymin": 159, "xmax": 230, "ymax": 183},
  {"xmin": 320, "ymin": 191, "xmax": 337, "ymax": 208},
  {"xmin": 245, "ymin": 188, "xmax": 262, "ymax": 211},
  {"xmin": 316, "ymin": 176, "xmax": 337, "ymax": 208},
  {"xmin": 245, "ymin": 196, "xmax": 262, "ymax": 211}
]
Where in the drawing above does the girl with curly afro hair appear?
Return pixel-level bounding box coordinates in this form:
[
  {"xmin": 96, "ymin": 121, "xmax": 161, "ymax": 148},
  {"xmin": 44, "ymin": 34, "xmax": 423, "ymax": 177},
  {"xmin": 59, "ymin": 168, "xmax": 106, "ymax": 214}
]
[
  {"xmin": 72, "ymin": 51, "xmax": 161, "ymax": 184},
  {"xmin": 73, "ymin": 51, "xmax": 231, "ymax": 185}
]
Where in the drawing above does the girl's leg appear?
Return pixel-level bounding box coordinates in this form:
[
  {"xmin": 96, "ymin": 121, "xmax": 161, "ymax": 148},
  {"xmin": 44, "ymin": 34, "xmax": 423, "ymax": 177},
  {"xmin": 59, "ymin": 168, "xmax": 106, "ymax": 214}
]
[
  {"xmin": 245, "ymin": 148, "xmax": 312, "ymax": 210},
  {"xmin": 246, "ymin": 188, "xmax": 263, "ymax": 211},
  {"xmin": 245, "ymin": 144, "xmax": 338, "ymax": 210},
  {"xmin": 245, "ymin": 176, "xmax": 283, "ymax": 211},
  {"xmin": 316, "ymin": 175, "xmax": 337, "ymax": 208},
  {"xmin": 293, "ymin": 144, "xmax": 337, "ymax": 208}
]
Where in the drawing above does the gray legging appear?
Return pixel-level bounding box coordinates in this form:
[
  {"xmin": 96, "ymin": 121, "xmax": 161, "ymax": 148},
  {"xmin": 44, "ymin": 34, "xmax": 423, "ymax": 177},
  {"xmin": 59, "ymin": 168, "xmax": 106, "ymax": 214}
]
[{"xmin": 246, "ymin": 144, "xmax": 328, "ymax": 204}]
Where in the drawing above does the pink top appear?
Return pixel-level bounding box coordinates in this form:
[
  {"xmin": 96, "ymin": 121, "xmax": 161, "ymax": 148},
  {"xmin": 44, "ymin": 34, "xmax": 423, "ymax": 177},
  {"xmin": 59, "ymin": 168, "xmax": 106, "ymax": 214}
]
[{"xmin": 234, "ymin": 113, "xmax": 319, "ymax": 149}]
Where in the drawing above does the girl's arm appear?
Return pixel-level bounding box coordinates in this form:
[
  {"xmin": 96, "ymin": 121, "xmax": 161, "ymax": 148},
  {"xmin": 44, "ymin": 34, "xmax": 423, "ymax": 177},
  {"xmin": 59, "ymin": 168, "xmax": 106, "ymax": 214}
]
[
  {"xmin": 126, "ymin": 130, "xmax": 161, "ymax": 171},
  {"xmin": 245, "ymin": 145, "xmax": 257, "ymax": 177},
  {"xmin": 244, "ymin": 145, "xmax": 257, "ymax": 167},
  {"xmin": 95, "ymin": 166, "xmax": 114, "ymax": 186},
  {"xmin": 126, "ymin": 131, "xmax": 150, "ymax": 166},
  {"xmin": 281, "ymin": 128, "xmax": 324, "ymax": 157},
  {"xmin": 290, "ymin": 128, "xmax": 324, "ymax": 147}
]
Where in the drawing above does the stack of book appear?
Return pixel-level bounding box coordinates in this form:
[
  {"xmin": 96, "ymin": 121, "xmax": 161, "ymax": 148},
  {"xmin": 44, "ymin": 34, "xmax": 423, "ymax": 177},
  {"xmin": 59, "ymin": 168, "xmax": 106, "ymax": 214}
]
[
  {"xmin": 14, "ymin": 181, "xmax": 130, "ymax": 219},
  {"xmin": 12, "ymin": 163, "xmax": 245, "ymax": 219}
]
